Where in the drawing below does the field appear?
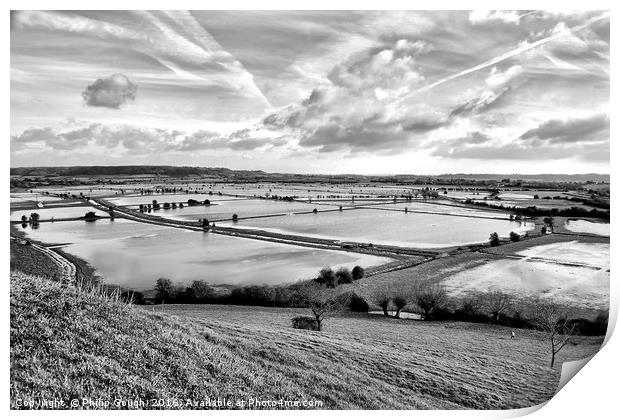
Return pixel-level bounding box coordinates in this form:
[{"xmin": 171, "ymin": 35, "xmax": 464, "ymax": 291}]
[
  {"xmin": 10, "ymin": 205, "xmax": 106, "ymax": 221},
  {"xmin": 346, "ymin": 234, "xmax": 610, "ymax": 318},
  {"xmin": 10, "ymin": 272, "xmax": 603, "ymax": 410},
  {"xmin": 9, "ymin": 175, "xmax": 611, "ymax": 410},
  {"xmin": 14, "ymin": 219, "xmax": 392, "ymax": 289},
  {"xmin": 10, "ymin": 241, "xmax": 62, "ymax": 280}
]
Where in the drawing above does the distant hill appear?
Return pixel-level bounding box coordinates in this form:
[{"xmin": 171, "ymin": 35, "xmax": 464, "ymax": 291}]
[
  {"xmin": 435, "ymin": 173, "xmax": 609, "ymax": 183},
  {"xmin": 9, "ymin": 166, "xmax": 609, "ymax": 183},
  {"xmin": 10, "ymin": 166, "xmax": 266, "ymax": 179}
]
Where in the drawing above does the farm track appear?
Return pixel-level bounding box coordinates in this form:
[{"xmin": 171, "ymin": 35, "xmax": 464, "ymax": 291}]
[{"xmin": 10, "ymin": 236, "xmax": 76, "ymax": 284}]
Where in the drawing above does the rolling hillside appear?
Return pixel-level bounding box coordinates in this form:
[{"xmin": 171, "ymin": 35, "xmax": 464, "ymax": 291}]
[{"xmin": 10, "ymin": 271, "xmax": 603, "ymax": 410}]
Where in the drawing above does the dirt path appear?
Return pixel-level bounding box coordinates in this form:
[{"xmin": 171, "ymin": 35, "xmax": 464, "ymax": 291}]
[{"xmin": 10, "ymin": 236, "xmax": 77, "ymax": 284}]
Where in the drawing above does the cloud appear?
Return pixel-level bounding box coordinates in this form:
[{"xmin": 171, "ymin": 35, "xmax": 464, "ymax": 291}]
[
  {"xmin": 10, "ymin": 127, "xmax": 57, "ymax": 144},
  {"xmin": 433, "ymin": 141, "xmax": 609, "ymax": 162},
  {"xmin": 519, "ymin": 113, "xmax": 609, "ymax": 144},
  {"xmin": 171, "ymin": 129, "xmax": 287, "ymax": 152},
  {"xmin": 432, "ymin": 115, "xmax": 609, "ymax": 162},
  {"xmin": 11, "ymin": 123, "xmax": 181, "ymax": 152},
  {"xmin": 82, "ymin": 73, "xmax": 138, "ymax": 109},
  {"xmin": 262, "ymin": 39, "xmax": 445, "ymax": 153},
  {"xmin": 10, "ymin": 122, "xmax": 290, "ymax": 155},
  {"xmin": 393, "ymin": 12, "xmax": 609, "ymax": 106},
  {"xmin": 469, "ymin": 10, "xmax": 523, "ymax": 25}
]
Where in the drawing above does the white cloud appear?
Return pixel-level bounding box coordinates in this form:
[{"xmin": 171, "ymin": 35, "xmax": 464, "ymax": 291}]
[{"xmin": 469, "ymin": 10, "xmax": 521, "ymax": 25}]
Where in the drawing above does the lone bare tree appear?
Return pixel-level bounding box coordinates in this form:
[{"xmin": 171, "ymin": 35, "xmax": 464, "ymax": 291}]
[
  {"xmin": 529, "ymin": 299, "xmax": 575, "ymax": 367},
  {"xmin": 483, "ymin": 290, "xmax": 513, "ymax": 322},
  {"xmin": 298, "ymin": 283, "xmax": 343, "ymax": 331},
  {"xmin": 371, "ymin": 285, "xmax": 392, "ymax": 316},
  {"xmin": 391, "ymin": 284, "xmax": 416, "ymax": 318},
  {"xmin": 415, "ymin": 282, "xmax": 447, "ymax": 320}
]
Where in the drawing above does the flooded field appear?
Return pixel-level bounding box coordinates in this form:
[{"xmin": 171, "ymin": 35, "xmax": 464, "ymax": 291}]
[
  {"xmin": 10, "ymin": 193, "xmax": 67, "ymax": 203},
  {"xmin": 362, "ymin": 200, "xmax": 510, "ymax": 219},
  {"xmin": 565, "ymin": 219, "xmax": 610, "ymax": 236},
  {"xmin": 10, "ymin": 206, "xmax": 106, "ymax": 221},
  {"xmin": 108, "ymin": 193, "xmax": 245, "ymax": 206},
  {"xmin": 222, "ymin": 208, "xmax": 534, "ymax": 248},
  {"xmin": 442, "ymin": 241, "xmax": 609, "ymax": 311},
  {"xmin": 139, "ymin": 198, "xmax": 338, "ymax": 222},
  {"xmin": 15, "ymin": 219, "xmax": 392, "ymax": 289}
]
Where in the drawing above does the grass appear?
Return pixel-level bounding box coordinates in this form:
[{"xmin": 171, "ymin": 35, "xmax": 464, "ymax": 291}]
[
  {"xmin": 10, "ymin": 241, "xmax": 63, "ymax": 281},
  {"xmin": 11, "ymin": 271, "xmax": 603, "ymax": 410}
]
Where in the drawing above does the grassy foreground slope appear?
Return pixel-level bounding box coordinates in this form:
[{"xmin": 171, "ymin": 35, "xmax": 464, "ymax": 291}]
[{"xmin": 11, "ymin": 272, "xmax": 602, "ymax": 410}]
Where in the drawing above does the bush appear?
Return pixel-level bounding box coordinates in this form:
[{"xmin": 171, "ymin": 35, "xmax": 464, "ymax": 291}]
[
  {"xmin": 489, "ymin": 232, "xmax": 500, "ymax": 246},
  {"xmin": 352, "ymin": 265, "xmax": 365, "ymax": 280},
  {"xmin": 335, "ymin": 267, "xmax": 353, "ymax": 284},
  {"xmin": 291, "ymin": 316, "xmax": 319, "ymax": 331},
  {"xmin": 348, "ymin": 293, "xmax": 369, "ymax": 312},
  {"xmin": 83, "ymin": 211, "xmax": 98, "ymax": 221},
  {"xmin": 509, "ymin": 231, "xmax": 520, "ymax": 242},
  {"xmin": 315, "ymin": 267, "xmax": 337, "ymax": 287}
]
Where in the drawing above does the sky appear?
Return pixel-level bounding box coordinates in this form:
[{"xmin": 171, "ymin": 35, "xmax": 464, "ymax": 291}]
[{"xmin": 10, "ymin": 10, "xmax": 610, "ymax": 174}]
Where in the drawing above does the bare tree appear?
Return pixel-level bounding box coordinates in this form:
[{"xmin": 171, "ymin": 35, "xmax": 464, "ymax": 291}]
[
  {"xmin": 371, "ymin": 286, "xmax": 392, "ymax": 316},
  {"xmin": 391, "ymin": 284, "xmax": 417, "ymax": 318},
  {"xmin": 298, "ymin": 283, "xmax": 343, "ymax": 331},
  {"xmin": 529, "ymin": 299, "xmax": 576, "ymax": 367},
  {"xmin": 392, "ymin": 295, "xmax": 408, "ymax": 318},
  {"xmin": 415, "ymin": 282, "xmax": 447, "ymax": 320},
  {"xmin": 482, "ymin": 290, "xmax": 513, "ymax": 322},
  {"xmin": 458, "ymin": 292, "xmax": 485, "ymax": 317}
]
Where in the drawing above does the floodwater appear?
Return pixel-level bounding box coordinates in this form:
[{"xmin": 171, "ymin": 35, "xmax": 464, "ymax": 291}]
[
  {"xmin": 15, "ymin": 219, "xmax": 392, "ymax": 290},
  {"xmin": 128, "ymin": 198, "xmax": 337, "ymax": 222},
  {"xmin": 442, "ymin": 241, "xmax": 610, "ymax": 310},
  {"xmin": 565, "ymin": 219, "xmax": 610, "ymax": 236},
  {"xmin": 221, "ymin": 208, "xmax": 534, "ymax": 248},
  {"xmin": 362, "ymin": 201, "xmax": 510, "ymax": 219},
  {"xmin": 10, "ymin": 206, "xmax": 106, "ymax": 221},
  {"xmin": 107, "ymin": 193, "xmax": 244, "ymax": 206}
]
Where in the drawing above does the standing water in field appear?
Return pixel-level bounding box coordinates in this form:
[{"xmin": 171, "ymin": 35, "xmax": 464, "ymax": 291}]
[{"xmin": 15, "ymin": 219, "xmax": 393, "ymax": 290}]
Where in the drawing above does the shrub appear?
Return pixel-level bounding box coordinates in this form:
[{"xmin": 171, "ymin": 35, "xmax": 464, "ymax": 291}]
[
  {"xmin": 509, "ymin": 231, "xmax": 520, "ymax": 242},
  {"xmin": 348, "ymin": 293, "xmax": 369, "ymax": 312},
  {"xmin": 291, "ymin": 316, "xmax": 319, "ymax": 331},
  {"xmin": 489, "ymin": 232, "xmax": 500, "ymax": 246},
  {"xmin": 186, "ymin": 280, "xmax": 216, "ymax": 303},
  {"xmin": 335, "ymin": 267, "xmax": 353, "ymax": 284},
  {"xmin": 315, "ymin": 267, "xmax": 337, "ymax": 287},
  {"xmin": 29, "ymin": 213, "xmax": 40, "ymax": 224},
  {"xmin": 352, "ymin": 265, "xmax": 365, "ymax": 280},
  {"xmin": 155, "ymin": 278, "xmax": 174, "ymax": 303},
  {"xmin": 83, "ymin": 211, "xmax": 98, "ymax": 221}
]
